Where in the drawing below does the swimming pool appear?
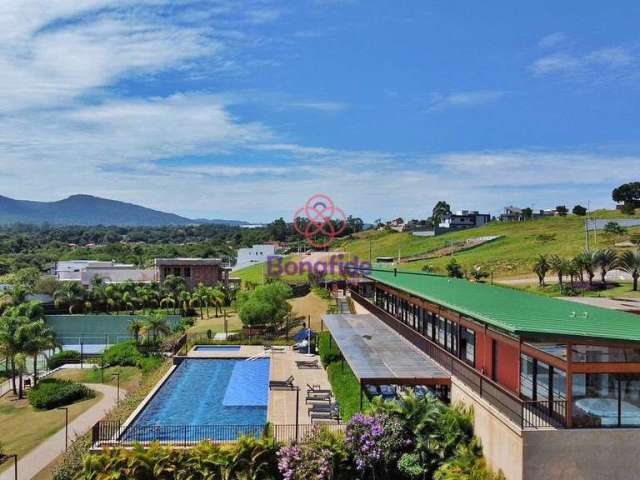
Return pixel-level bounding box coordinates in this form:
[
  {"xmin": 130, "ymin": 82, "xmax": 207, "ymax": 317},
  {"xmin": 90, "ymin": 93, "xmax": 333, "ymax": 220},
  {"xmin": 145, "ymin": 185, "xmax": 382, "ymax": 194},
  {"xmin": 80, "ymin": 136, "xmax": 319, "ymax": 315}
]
[
  {"xmin": 193, "ymin": 345, "xmax": 241, "ymax": 352},
  {"xmin": 123, "ymin": 358, "xmax": 270, "ymax": 442}
]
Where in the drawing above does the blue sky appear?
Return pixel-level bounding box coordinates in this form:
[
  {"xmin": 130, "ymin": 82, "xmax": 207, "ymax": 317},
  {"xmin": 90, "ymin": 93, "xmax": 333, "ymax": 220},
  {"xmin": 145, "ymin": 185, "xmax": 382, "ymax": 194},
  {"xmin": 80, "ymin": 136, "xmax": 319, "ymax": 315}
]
[{"xmin": 1, "ymin": 1, "xmax": 639, "ymax": 222}]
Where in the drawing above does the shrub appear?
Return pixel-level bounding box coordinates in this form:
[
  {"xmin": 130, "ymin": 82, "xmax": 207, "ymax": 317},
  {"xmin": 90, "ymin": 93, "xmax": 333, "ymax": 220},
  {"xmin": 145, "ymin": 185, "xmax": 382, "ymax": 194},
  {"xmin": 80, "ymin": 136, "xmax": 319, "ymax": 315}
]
[
  {"xmin": 47, "ymin": 350, "xmax": 81, "ymax": 370},
  {"xmin": 28, "ymin": 379, "xmax": 94, "ymax": 409},
  {"xmin": 102, "ymin": 342, "xmax": 141, "ymax": 367}
]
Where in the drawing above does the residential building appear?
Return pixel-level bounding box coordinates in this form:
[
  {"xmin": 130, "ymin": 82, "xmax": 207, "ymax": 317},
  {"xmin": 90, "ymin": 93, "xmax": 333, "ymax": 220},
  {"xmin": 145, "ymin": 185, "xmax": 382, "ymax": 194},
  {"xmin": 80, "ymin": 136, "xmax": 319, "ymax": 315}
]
[
  {"xmin": 499, "ymin": 206, "xmax": 524, "ymax": 222},
  {"xmin": 439, "ymin": 210, "xmax": 491, "ymax": 231},
  {"xmin": 154, "ymin": 258, "xmax": 230, "ymax": 289},
  {"xmin": 234, "ymin": 244, "xmax": 277, "ymax": 271},
  {"xmin": 51, "ymin": 260, "xmax": 154, "ymax": 287},
  {"xmin": 349, "ymin": 269, "xmax": 640, "ymax": 480}
]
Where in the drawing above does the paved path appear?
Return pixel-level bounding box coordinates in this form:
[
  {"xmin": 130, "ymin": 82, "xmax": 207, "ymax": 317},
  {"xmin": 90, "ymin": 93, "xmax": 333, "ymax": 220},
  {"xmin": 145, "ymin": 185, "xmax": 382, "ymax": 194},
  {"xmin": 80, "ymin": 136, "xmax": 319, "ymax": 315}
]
[{"xmin": 0, "ymin": 383, "xmax": 121, "ymax": 480}]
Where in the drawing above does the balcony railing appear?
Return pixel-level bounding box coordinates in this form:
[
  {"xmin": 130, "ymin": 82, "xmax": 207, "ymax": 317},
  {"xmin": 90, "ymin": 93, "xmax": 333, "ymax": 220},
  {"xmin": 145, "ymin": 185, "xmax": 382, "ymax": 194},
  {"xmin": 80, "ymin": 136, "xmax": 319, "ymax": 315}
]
[{"xmin": 349, "ymin": 288, "xmax": 567, "ymax": 430}]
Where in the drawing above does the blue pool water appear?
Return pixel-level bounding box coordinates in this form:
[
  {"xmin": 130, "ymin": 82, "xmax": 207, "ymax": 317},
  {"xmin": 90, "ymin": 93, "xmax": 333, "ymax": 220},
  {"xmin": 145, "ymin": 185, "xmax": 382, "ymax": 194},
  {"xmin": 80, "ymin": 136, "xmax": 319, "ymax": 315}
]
[
  {"xmin": 194, "ymin": 345, "xmax": 241, "ymax": 352},
  {"xmin": 123, "ymin": 358, "xmax": 270, "ymax": 441}
]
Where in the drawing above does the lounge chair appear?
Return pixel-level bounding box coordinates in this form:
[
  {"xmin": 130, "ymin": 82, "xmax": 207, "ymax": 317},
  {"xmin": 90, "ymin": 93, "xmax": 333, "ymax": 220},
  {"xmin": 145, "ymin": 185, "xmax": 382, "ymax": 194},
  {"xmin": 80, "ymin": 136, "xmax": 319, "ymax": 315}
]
[
  {"xmin": 307, "ymin": 384, "xmax": 332, "ymax": 394},
  {"xmin": 306, "ymin": 392, "xmax": 332, "ymax": 404},
  {"xmin": 269, "ymin": 375, "xmax": 295, "ymax": 390},
  {"xmin": 308, "ymin": 401, "xmax": 339, "ymax": 413},
  {"xmin": 271, "ymin": 345, "xmax": 286, "ymax": 353},
  {"xmin": 296, "ymin": 360, "xmax": 320, "ymax": 369},
  {"xmin": 310, "ymin": 409, "xmax": 340, "ymax": 423}
]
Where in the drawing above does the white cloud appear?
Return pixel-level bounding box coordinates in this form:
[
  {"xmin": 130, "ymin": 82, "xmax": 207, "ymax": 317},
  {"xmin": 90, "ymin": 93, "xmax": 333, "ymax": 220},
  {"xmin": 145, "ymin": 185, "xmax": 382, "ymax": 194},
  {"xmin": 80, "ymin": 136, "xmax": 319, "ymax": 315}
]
[
  {"xmin": 538, "ymin": 32, "xmax": 567, "ymax": 49},
  {"xmin": 426, "ymin": 90, "xmax": 504, "ymax": 112},
  {"xmin": 530, "ymin": 41, "xmax": 637, "ymax": 80}
]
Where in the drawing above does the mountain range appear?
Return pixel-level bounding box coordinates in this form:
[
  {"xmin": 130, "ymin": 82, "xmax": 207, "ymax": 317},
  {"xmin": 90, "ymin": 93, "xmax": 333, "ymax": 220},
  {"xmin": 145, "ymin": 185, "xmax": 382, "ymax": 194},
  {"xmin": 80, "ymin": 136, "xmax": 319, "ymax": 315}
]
[{"xmin": 0, "ymin": 194, "xmax": 250, "ymax": 226}]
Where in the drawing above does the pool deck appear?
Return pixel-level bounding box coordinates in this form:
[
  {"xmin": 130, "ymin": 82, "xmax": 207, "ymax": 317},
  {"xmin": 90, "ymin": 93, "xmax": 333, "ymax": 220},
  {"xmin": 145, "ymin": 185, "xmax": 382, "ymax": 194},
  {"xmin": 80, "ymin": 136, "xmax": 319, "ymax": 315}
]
[
  {"xmin": 187, "ymin": 345, "xmax": 266, "ymax": 358},
  {"xmin": 187, "ymin": 345, "xmax": 333, "ymax": 426},
  {"xmin": 268, "ymin": 349, "xmax": 332, "ymax": 425}
]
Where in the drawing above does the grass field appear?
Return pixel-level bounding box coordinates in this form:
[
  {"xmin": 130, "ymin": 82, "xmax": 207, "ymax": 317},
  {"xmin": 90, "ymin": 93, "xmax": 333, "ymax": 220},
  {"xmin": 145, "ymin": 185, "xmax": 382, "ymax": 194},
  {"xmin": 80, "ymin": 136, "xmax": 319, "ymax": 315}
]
[
  {"xmin": 0, "ymin": 390, "xmax": 102, "ymax": 473},
  {"xmin": 187, "ymin": 307, "xmax": 243, "ymax": 335},
  {"xmin": 52, "ymin": 366, "xmax": 142, "ymax": 391},
  {"xmin": 335, "ymin": 210, "xmax": 640, "ymax": 278}
]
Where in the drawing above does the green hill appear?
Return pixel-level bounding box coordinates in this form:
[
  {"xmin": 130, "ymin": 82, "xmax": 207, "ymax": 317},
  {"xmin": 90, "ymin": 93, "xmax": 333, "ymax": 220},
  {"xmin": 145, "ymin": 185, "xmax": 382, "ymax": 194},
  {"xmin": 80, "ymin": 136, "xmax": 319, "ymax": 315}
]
[{"xmin": 334, "ymin": 210, "xmax": 640, "ymax": 278}]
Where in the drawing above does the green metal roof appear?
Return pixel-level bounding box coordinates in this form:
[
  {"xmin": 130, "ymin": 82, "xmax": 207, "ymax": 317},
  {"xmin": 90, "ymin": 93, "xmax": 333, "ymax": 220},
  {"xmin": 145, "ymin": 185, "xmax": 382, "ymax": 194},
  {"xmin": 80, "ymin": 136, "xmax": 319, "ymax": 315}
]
[{"xmin": 366, "ymin": 269, "xmax": 640, "ymax": 343}]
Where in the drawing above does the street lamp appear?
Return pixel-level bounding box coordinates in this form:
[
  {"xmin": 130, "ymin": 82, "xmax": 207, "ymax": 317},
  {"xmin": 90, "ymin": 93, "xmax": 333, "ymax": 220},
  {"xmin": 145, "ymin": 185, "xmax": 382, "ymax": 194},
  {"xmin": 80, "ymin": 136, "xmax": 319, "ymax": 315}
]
[
  {"xmin": 112, "ymin": 372, "xmax": 120, "ymax": 404},
  {"xmin": 57, "ymin": 407, "xmax": 69, "ymax": 451}
]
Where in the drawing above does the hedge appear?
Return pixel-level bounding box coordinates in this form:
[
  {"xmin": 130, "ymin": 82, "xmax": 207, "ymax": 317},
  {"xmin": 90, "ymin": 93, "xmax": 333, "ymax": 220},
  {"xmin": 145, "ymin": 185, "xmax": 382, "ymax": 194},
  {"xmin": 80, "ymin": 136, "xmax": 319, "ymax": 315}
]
[
  {"xmin": 47, "ymin": 350, "xmax": 81, "ymax": 370},
  {"xmin": 28, "ymin": 379, "xmax": 94, "ymax": 409}
]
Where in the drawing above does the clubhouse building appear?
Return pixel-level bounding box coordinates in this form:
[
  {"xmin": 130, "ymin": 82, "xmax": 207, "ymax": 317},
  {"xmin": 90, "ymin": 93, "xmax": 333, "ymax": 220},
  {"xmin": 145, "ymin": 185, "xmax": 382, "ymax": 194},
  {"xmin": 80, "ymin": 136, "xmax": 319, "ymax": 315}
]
[{"xmin": 344, "ymin": 269, "xmax": 640, "ymax": 480}]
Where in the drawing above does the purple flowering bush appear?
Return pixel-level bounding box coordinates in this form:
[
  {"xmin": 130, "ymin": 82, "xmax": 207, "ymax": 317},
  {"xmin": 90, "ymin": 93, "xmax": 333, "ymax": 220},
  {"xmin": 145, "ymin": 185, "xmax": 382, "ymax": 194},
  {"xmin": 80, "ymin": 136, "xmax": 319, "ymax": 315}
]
[
  {"xmin": 277, "ymin": 427, "xmax": 352, "ymax": 480},
  {"xmin": 345, "ymin": 413, "xmax": 385, "ymax": 472}
]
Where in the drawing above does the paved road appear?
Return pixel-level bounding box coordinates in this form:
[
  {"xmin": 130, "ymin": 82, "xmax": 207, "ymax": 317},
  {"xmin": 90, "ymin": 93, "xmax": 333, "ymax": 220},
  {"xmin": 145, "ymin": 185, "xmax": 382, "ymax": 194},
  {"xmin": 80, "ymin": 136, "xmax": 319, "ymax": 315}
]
[{"xmin": 0, "ymin": 383, "xmax": 121, "ymax": 480}]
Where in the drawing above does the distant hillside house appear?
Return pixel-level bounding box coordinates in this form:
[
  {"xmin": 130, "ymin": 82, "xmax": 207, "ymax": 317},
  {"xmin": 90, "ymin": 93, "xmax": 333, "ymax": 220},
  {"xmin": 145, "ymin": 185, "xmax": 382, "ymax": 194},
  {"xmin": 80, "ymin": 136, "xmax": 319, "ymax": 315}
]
[
  {"xmin": 52, "ymin": 260, "xmax": 154, "ymax": 287},
  {"xmin": 499, "ymin": 206, "xmax": 524, "ymax": 222},
  {"xmin": 234, "ymin": 244, "xmax": 278, "ymax": 271},
  {"xmin": 439, "ymin": 210, "xmax": 491, "ymax": 231},
  {"xmin": 155, "ymin": 258, "xmax": 230, "ymax": 289}
]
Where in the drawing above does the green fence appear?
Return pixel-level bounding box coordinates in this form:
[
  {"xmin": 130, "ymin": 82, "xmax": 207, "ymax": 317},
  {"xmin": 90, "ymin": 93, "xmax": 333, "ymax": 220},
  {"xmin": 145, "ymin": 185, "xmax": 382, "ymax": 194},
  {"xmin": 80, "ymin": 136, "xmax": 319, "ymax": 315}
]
[{"xmin": 45, "ymin": 314, "xmax": 182, "ymax": 346}]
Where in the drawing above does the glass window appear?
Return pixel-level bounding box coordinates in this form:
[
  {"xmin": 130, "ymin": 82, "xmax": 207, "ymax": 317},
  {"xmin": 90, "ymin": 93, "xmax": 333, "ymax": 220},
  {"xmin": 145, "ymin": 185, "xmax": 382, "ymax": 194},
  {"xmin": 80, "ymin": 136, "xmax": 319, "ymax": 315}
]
[
  {"xmin": 184, "ymin": 267, "xmax": 191, "ymax": 278},
  {"xmin": 520, "ymin": 354, "xmax": 535, "ymax": 400},
  {"xmin": 572, "ymin": 373, "xmax": 619, "ymax": 427},
  {"xmin": 426, "ymin": 312, "xmax": 433, "ymax": 338},
  {"xmin": 437, "ymin": 316, "xmax": 446, "ymax": 346},
  {"xmin": 572, "ymin": 345, "xmax": 640, "ymax": 363},
  {"xmin": 460, "ymin": 328, "xmax": 475, "ymax": 366},
  {"xmin": 552, "ymin": 368, "xmax": 567, "ymax": 416},
  {"xmin": 536, "ymin": 361, "xmax": 550, "ymax": 402},
  {"xmin": 620, "ymin": 374, "xmax": 640, "ymax": 426}
]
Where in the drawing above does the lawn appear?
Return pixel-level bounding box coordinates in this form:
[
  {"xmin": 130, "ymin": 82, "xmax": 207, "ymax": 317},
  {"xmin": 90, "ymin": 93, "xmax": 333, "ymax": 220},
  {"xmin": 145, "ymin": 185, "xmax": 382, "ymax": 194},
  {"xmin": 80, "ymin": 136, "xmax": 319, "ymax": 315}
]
[
  {"xmin": 0, "ymin": 390, "xmax": 102, "ymax": 473},
  {"xmin": 334, "ymin": 210, "xmax": 640, "ymax": 278},
  {"xmin": 318, "ymin": 331, "xmax": 369, "ymax": 420},
  {"xmin": 187, "ymin": 307, "xmax": 243, "ymax": 335},
  {"xmin": 288, "ymin": 291, "xmax": 330, "ymax": 331},
  {"xmin": 52, "ymin": 366, "xmax": 142, "ymax": 392}
]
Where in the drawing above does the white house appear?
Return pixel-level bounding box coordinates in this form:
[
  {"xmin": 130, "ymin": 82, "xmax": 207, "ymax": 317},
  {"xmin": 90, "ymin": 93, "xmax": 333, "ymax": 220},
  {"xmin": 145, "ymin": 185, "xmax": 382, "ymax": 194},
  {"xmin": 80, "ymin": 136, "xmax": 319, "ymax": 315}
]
[
  {"xmin": 234, "ymin": 244, "xmax": 278, "ymax": 270},
  {"xmin": 52, "ymin": 260, "xmax": 154, "ymax": 287}
]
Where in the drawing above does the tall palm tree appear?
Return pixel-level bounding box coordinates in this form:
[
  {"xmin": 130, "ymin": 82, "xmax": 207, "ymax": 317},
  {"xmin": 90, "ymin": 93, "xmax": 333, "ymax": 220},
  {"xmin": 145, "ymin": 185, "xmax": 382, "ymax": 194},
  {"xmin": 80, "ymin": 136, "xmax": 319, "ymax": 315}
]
[
  {"xmin": 105, "ymin": 284, "xmax": 121, "ymax": 314},
  {"xmin": 549, "ymin": 255, "xmax": 569, "ymax": 288},
  {"xmin": 619, "ymin": 251, "xmax": 640, "ymax": 291},
  {"xmin": 179, "ymin": 291, "xmax": 191, "ymax": 316},
  {"xmin": 532, "ymin": 255, "xmax": 550, "ymax": 286},
  {"xmin": 192, "ymin": 283, "xmax": 209, "ymax": 319},
  {"xmin": 143, "ymin": 312, "xmax": 171, "ymax": 343},
  {"xmin": 128, "ymin": 318, "xmax": 144, "ymax": 344},
  {"xmin": 53, "ymin": 282, "xmax": 85, "ymax": 314},
  {"xmin": 209, "ymin": 287, "xmax": 225, "ymax": 317},
  {"xmin": 18, "ymin": 320, "xmax": 58, "ymax": 387},
  {"xmin": 0, "ymin": 313, "xmax": 24, "ymax": 395},
  {"xmin": 122, "ymin": 291, "xmax": 137, "ymax": 315},
  {"xmin": 594, "ymin": 249, "xmax": 619, "ymax": 285},
  {"xmin": 575, "ymin": 251, "xmax": 596, "ymax": 286},
  {"xmin": 160, "ymin": 295, "xmax": 175, "ymax": 314}
]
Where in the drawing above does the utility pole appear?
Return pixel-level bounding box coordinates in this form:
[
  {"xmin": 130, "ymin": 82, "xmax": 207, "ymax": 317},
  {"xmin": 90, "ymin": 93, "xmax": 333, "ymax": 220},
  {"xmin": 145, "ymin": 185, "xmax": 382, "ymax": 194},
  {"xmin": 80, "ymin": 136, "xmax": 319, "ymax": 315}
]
[
  {"xmin": 57, "ymin": 407, "xmax": 69, "ymax": 451},
  {"xmin": 369, "ymin": 239, "xmax": 372, "ymax": 263}
]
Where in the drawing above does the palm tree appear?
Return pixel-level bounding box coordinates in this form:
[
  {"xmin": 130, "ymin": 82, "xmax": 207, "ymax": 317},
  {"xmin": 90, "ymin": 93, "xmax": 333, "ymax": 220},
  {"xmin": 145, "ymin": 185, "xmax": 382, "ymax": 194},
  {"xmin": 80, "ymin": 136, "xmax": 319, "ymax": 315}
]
[
  {"xmin": 208, "ymin": 288, "xmax": 225, "ymax": 317},
  {"xmin": 594, "ymin": 249, "xmax": 619, "ymax": 285},
  {"xmin": 14, "ymin": 352, "xmax": 27, "ymax": 399},
  {"xmin": 192, "ymin": 283, "xmax": 209, "ymax": 318},
  {"xmin": 0, "ymin": 313, "xmax": 24, "ymax": 395},
  {"xmin": 128, "ymin": 319, "xmax": 144, "ymax": 344},
  {"xmin": 549, "ymin": 255, "xmax": 569, "ymax": 288},
  {"xmin": 122, "ymin": 291, "xmax": 137, "ymax": 315},
  {"xmin": 575, "ymin": 251, "xmax": 596, "ymax": 286},
  {"xmin": 179, "ymin": 291, "xmax": 191, "ymax": 316},
  {"xmin": 532, "ymin": 255, "xmax": 550, "ymax": 286},
  {"xmin": 619, "ymin": 251, "xmax": 640, "ymax": 291},
  {"xmin": 105, "ymin": 285, "xmax": 121, "ymax": 314},
  {"xmin": 143, "ymin": 312, "xmax": 171, "ymax": 343},
  {"xmin": 18, "ymin": 320, "xmax": 58, "ymax": 387},
  {"xmin": 53, "ymin": 282, "xmax": 85, "ymax": 314},
  {"xmin": 160, "ymin": 295, "xmax": 175, "ymax": 314}
]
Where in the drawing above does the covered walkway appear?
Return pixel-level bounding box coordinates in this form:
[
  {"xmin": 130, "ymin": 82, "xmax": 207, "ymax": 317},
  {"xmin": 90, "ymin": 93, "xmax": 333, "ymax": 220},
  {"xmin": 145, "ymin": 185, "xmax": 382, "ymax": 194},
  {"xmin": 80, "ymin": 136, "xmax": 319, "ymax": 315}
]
[{"xmin": 322, "ymin": 313, "xmax": 450, "ymax": 406}]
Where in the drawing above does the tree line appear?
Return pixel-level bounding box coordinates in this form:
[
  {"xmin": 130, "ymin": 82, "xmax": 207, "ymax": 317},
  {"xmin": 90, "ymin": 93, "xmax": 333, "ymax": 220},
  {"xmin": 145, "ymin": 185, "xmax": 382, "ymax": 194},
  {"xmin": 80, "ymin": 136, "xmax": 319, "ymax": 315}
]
[{"xmin": 532, "ymin": 249, "xmax": 640, "ymax": 291}]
